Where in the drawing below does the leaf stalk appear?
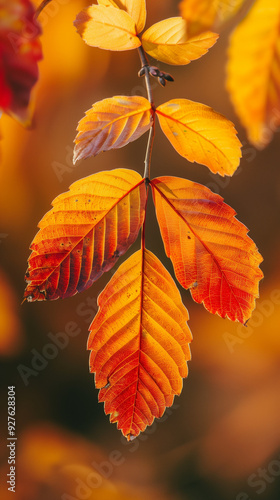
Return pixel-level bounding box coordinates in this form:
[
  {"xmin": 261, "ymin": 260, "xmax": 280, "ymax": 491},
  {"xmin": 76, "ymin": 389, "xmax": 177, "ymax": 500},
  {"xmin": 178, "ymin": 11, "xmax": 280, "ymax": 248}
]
[{"xmin": 138, "ymin": 46, "xmax": 155, "ymax": 180}]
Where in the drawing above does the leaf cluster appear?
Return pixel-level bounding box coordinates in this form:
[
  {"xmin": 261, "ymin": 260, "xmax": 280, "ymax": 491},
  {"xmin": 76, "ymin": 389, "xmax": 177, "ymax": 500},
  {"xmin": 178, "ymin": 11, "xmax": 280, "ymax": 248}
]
[{"xmin": 24, "ymin": 0, "xmax": 264, "ymax": 440}]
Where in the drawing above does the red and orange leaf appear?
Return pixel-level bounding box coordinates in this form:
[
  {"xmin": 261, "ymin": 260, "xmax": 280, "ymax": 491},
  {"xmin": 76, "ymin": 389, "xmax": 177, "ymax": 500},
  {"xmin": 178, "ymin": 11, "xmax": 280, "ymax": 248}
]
[
  {"xmin": 98, "ymin": 0, "xmax": 146, "ymax": 34},
  {"xmin": 73, "ymin": 95, "xmax": 153, "ymax": 164},
  {"xmin": 180, "ymin": 0, "xmax": 245, "ymax": 36},
  {"xmin": 156, "ymin": 99, "xmax": 242, "ymax": 176},
  {"xmin": 151, "ymin": 176, "xmax": 263, "ymax": 324},
  {"xmin": 142, "ymin": 17, "xmax": 218, "ymax": 65},
  {"xmin": 227, "ymin": 0, "xmax": 280, "ymax": 148},
  {"xmin": 0, "ymin": 0, "xmax": 42, "ymax": 124},
  {"xmin": 88, "ymin": 248, "xmax": 192, "ymax": 440},
  {"xmin": 74, "ymin": 4, "xmax": 141, "ymax": 52},
  {"xmin": 24, "ymin": 169, "xmax": 146, "ymax": 302}
]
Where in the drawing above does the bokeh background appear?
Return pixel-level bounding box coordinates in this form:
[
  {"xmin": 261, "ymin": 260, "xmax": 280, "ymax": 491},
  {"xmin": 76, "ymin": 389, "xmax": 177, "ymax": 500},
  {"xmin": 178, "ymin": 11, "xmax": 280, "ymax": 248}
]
[{"xmin": 1, "ymin": 1, "xmax": 280, "ymax": 499}]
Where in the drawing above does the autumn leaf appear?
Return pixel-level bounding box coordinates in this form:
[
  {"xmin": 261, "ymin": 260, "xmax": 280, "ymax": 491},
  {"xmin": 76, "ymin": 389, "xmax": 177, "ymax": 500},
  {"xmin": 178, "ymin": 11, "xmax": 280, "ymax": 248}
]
[
  {"xmin": 227, "ymin": 0, "xmax": 280, "ymax": 149},
  {"xmin": 156, "ymin": 99, "xmax": 241, "ymax": 176},
  {"xmin": 88, "ymin": 248, "xmax": 192, "ymax": 440},
  {"xmin": 24, "ymin": 169, "xmax": 146, "ymax": 302},
  {"xmin": 142, "ymin": 17, "xmax": 218, "ymax": 65},
  {"xmin": 151, "ymin": 176, "xmax": 263, "ymax": 323},
  {"xmin": 98, "ymin": 0, "xmax": 146, "ymax": 34},
  {"xmin": 0, "ymin": 0, "xmax": 42, "ymax": 124},
  {"xmin": 74, "ymin": 4, "xmax": 141, "ymax": 51},
  {"xmin": 180, "ymin": 0, "xmax": 245, "ymax": 36},
  {"xmin": 73, "ymin": 96, "xmax": 153, "ymax": 164}
]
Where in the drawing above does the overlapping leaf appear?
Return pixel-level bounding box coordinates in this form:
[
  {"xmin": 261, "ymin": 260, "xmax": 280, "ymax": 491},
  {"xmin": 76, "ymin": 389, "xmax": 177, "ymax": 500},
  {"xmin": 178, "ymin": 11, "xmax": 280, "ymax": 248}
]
[
  {"xmin": 35, "ymin": 0, "xmax": 53, "ymax": 18},
  {"xmin": 73, "ymin": 96, "xmax": 153, "ymax": 163},
  {"xmin": 98, "ymin": 0, "xmax": 146, "ymax": 34},
  {"xmin": 227, "ymin": 0, "xmax": 280, "ymax": 148},
  {"xmin": 74, "ymin": 4, "xmax": 141, "ymax": 51},
  {"xmin": 88, "ymin": 248, "xmax": 192, "ymax": 440},
  {"xmin": 142, "ymin": 17, "xmax": 218, "ymax": 65},
  {"xmin": 180, "ymin": 0, "xmax": 245, "ymax": 36},
  {"xmin": 151, "ymin": 176, "xmax": 263, "ymax": 323},
  {"xmin": 24, "ymin": 169, "xmax": 146, "ymax": 302},
  {"xmin": 0, "ymin": 0, "xmax": 42, "ymax": 124},
  {"xmin": 156, "ymin": 99, "xmax": 241, "ymax": 176}
]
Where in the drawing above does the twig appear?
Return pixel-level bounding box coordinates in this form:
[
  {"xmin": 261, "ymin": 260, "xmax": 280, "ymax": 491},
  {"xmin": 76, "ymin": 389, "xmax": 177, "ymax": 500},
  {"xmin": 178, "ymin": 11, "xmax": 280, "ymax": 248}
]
[{"xmin": 137, "ymin": 46, "xmax": 156, "ymax": 180}]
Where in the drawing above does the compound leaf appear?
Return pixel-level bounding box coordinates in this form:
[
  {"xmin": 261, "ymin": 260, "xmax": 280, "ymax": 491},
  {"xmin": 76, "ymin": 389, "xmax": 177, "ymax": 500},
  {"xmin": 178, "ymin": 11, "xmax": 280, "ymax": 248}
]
[
  {"xmin": 74, "ymin": 4, "xmax": 141, "ymax": 51},
  {"xmin": 156, "ymin": 99, "xmax": 242, "ymax": 176},
  {"xmin": 151, "ymin": 176, "xmax": 263, "ymax": 324},
  {"xmin": 227, "ymin": 0, "xmax": 280, "ymax": 148},
  {"xmin": 142, "ymin": 17, "xmax": 218, "ymax": 65},
  {"xmin": 24, "ymin": 169, "xmax": 146, "ymax": 302},
  {"xmin": 74, "ymin": 96, "xmax": 153, "ymax": 163},
  {"xmin": 88, "ymin": 248, "xmax": 192, "ymax": 440}
]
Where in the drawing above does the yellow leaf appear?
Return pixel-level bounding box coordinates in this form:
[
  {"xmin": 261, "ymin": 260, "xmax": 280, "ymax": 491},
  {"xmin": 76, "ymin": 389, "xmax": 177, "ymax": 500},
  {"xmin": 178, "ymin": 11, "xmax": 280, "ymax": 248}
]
[
  {"xmin": 180, "ymin": 0, "xmax": 245, "ymax": 36},
  {"xmin": 156, "ymin": 99, "xmax": 242, "ymax": 176},
  {"xmin": 73, "ymin": 95, "xmax": 153, "ymax": 163},
  {"xmin": 142, "ymin": 17, "xmax": 218, "ymax": 65},
  {"xmin": 74, "ymin": 4, "xmax": 141, "ymax": 51},
  {"xmin": 0, "ymin": 0, "xmax": 42, "ymax": 124},
  {"xmin": 227, "ymin": 0, "xmax": 280, "ymax": 148},
  {"xmin": 88, "ymin": 248, "xmax": 192, "ymax": 440},
  {"xmin": 98, "ymin": 0, "xmax": 146, "ymax": 33}
]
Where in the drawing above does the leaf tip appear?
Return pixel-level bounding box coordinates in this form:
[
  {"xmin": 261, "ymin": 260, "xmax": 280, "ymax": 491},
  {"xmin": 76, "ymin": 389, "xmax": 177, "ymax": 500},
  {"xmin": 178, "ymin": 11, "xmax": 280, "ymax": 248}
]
[
  {"xmin": 127, "ymin": 433, "xmax": 137, "ymax": 442},
  {"xmin": 72, "ymin": 148, "xmax": 79, "ymax": 165}
]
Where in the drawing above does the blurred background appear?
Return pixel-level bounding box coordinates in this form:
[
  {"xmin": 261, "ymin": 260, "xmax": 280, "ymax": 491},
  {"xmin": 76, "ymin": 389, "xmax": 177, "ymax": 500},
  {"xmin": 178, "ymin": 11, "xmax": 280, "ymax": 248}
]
[{"xmin": 1, "ymin": 1, "xmax": 280, "ymax": 499}]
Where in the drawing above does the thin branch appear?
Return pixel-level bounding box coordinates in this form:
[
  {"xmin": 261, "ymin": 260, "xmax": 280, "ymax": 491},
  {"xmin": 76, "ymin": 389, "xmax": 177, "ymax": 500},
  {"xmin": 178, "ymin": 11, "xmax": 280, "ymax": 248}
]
[
  {"xmin": 144, "ymin": 125, "xmax": 155, "ymax": 180},
  {"xmin": 137, "ymin": 46, "xmax": 155, "ymax": 179}
]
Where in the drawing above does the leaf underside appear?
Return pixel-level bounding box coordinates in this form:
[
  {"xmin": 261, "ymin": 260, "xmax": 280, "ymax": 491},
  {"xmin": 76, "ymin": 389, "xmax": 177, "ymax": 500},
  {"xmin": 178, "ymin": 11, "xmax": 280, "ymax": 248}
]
[
  {"xmin": 74, "ymin": 4, "xmax": 141, "ymax": 51},
  {"xmin": 73, "ymin": 96, "xmax": 153, "ymax": 164},
  {"xmin": 88, "ymin": 248, "xmax": 192, "ymax": 440},
  {"xmin": 24, "ymin": 169, "xmax": 146, "ymax": 301}
]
